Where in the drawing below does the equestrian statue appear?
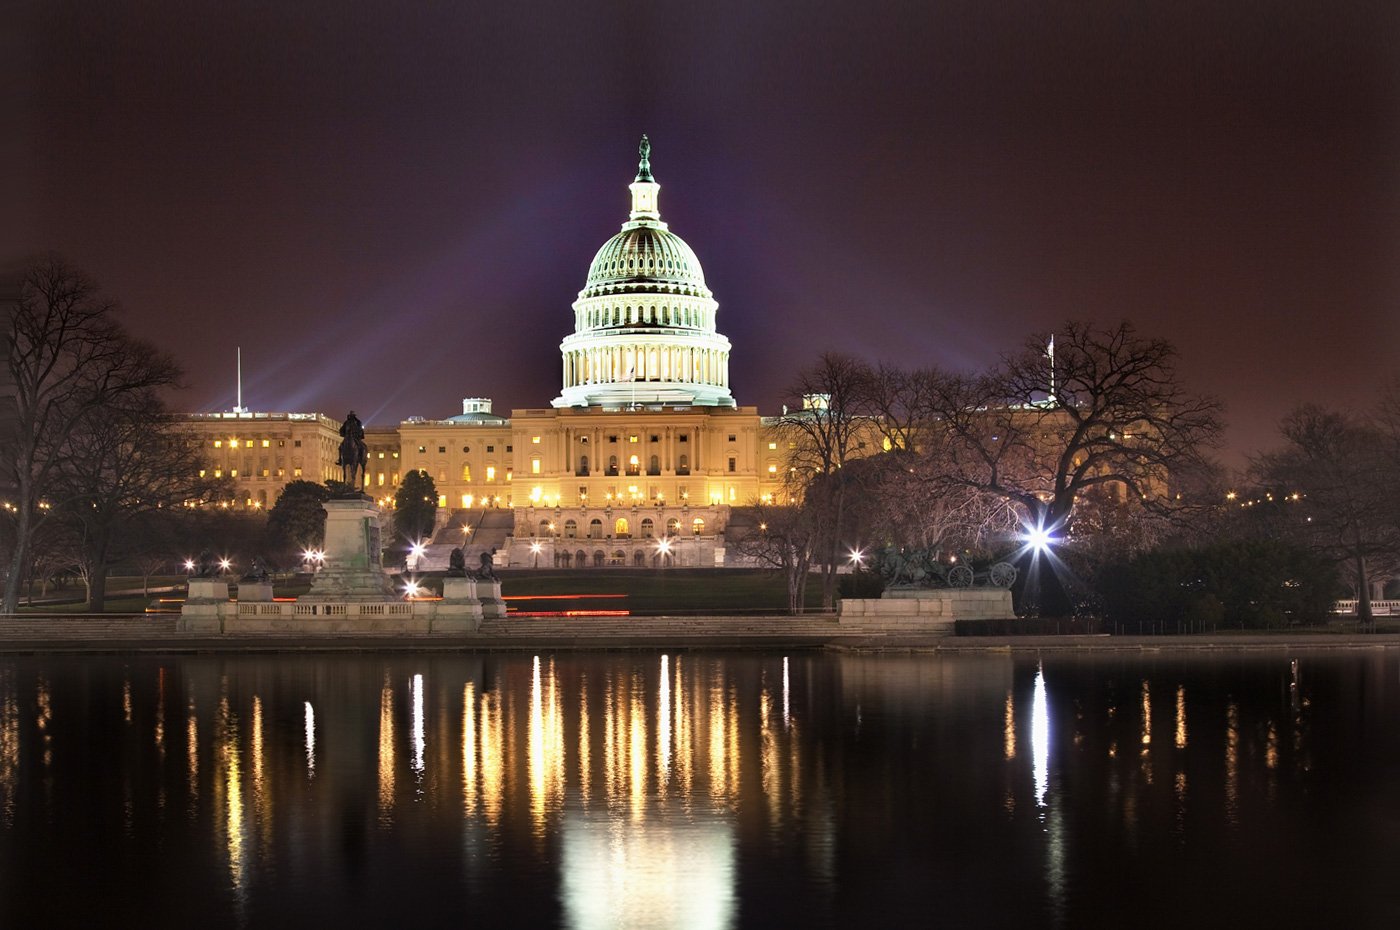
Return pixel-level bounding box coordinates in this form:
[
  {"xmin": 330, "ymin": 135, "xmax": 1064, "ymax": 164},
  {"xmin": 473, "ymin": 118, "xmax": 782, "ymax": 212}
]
[{"xmin": 338, "ymin": 410, "xmax": 368, "ymax": 490}]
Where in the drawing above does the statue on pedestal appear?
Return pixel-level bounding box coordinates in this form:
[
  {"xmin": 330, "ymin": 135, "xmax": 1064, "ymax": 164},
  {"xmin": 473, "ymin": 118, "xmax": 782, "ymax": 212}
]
[{"xmin": 338, "ymin": 410, "xmax": 368, "ymax": 491}]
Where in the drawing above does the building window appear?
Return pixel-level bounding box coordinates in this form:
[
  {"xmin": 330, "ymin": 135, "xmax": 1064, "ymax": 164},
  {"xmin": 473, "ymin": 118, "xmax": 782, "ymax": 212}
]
[
  {"xmin": 278, "ymin": 440, "xmax": 285, "ymax": 448},
  {"xmin": 677, "ymin": 454, "xmax": 689, "ymax": 474},
  {"xmin": 261, "ymin": 439, "xmax": 270, "ymax": 448},
  {"xmin": 648, "ymin": 454, "xmax": 659, "ymax": 475},
  {"xmin": 768, "ymin": 442, "xmax": 777, "ymax": 450},
  {"xmin": 261, "ymin": 468, "xmax": 270, "ymax": 477},
  {"xmin": 486, "ymin": 445, "xmax": 494, "ymax": 453},
  {"xmin": 295, "ymin": 440, "xmax": 302, "ymax": 447},
  {"xmin": 532, "ymin": 436, "xmax": 541, "ymax": 444},
  {"xmin": 564, "ymin": 519, "xmax": 578, "ymax": 538},
  {"xmin": 768, "ymin": 464, "xmax": 778, "ymax": 475},
  {"xmin": 649, "ymin": 435, "xmax": 659, "ymax": 443},
  {"xmin": 531, "ymin": 458, "xmax": 541, "ymax": 474},
  {"xmin": 615, "ymin": 518, "xmax": 629, "ymax": 536},
  {"xmin": 230, "ymin": 469, "xmax": 238, "ymax": 477},
  {"xmin": 728, "ymin": 457, "xmax": 736, "ymax": 472},
  {"xmin": 462, "ymin": 446, "xmax": 470, "ymax": 454},
  {"xmin": 666, "ymin": 518, "xmax": 680, "ymax": 535},
  {"xmin": 641, "ymin": 518, "xmax": 655, "ymax": 538},
  {"xmin": 462, "ymin": 465, "xmax": 472, "ymax": 480},
  {"xmin": 214, "ymin": 440, "xmax": 222, "ymax": 448},
  {"xmin": 505, "ymin": 468, "xmax": 512, "ymax": 481},
  {"xmin": 293, "ymin": 467, "xmax": 302, "ymax": 477},
  {"xmin": 589, "ymin": 518, "xmax": 603, "ymax": 540},
  {"xmin": 608, "ymin": 435, "xmax": 618, "ymax": 444},
  {"xmin": 678, "ymin": 435, "xmax": 687, "ymax": 443},
  {"xmin": 486, "ymin": 466, "xmax": 496, "ymax": 482},
  {"xmin": 277, "ymin": 468, "xmax": 285, "ymax": 477},
  {"xmin": 629, "ymin": 435, "xmax": 638, "ymax": 443},
  {"xmin": 506, "ymin": 445, "xmax": 512, "ymax": 452},
  {"xmin": 728, "ymin": 434, "xmax": 736, "ymax": 442},
  {"xmin": 438, "ymin": 446, "xmax": 446, "ymax": 454},
  {"xmin": 692, "ymin": 517, "xmax": 705, "ymax": 535},
  {"xmin": 213, "ymin": 469, "xmax": 222, "ymax": 478}
]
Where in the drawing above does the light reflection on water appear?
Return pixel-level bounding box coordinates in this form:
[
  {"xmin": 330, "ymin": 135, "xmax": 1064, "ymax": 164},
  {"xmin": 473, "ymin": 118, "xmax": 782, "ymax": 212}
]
[{"xmin": 0, "ymin": 652, "xmax": 1398, "ymax": 928}]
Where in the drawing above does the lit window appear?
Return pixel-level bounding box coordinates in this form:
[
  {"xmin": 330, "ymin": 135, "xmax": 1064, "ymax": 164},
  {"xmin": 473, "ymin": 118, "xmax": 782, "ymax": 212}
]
[
  {"xmin": 531, "ymin": 458, "xmax": 541, "ymax": 474},
  {"xmin": 532, "ymin": 436, "xmax": 541, "ymax": 444},
  {"xmin": 438, "ymin": 495, "xmax": 447, "ymax": 508},
  {"xmin": 768, "ymin": 442, "xmax": 777, "ymax": 450},
  {"xmin": 214, "ymin": 440, "xmax": 222, "ymax": 448},
  {"xmin": 768, "ymin": 464, "xmax": 777, "ymax": 474},
  {"xmin": 261, "ymin": 439, "xmax": 270, "ymax": 448},
  {"xmin": 505, "ymin": 469, "xmax": 512, "ymax": 481},
  {"xmin": 294, "ymin": 467, "xmax": 302, "ymax": 477},
  {"xmin": 418, "ymin": 446, "xmax": 426, "ymax": 454},
  {"xmin": 199, "ymin": 469, "xmax": 207, "ymax": 478},
  {"xmin": 261, "ymin": 468, "xmax": 270, "ymax": 477},
  {"xmin": 629, "ymin": 435, "xmax": 638, "ymax": 443},
  {"xmin": 486, "ymin": 466, "xmax": 496, "ymax": 482},
  {"xmin": 229, "ymin": 469, "xmax": 237, "ymax": 477},
  {"xmin": 229, "ymin": 439, "xmax": 239, "ymax": 449}
]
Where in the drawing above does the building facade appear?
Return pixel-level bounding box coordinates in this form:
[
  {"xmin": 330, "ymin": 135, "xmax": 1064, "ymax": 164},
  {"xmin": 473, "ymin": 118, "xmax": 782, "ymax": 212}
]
[{"xmin": 182, "ymin": 140, "xmax": 790, "ymax": 566}]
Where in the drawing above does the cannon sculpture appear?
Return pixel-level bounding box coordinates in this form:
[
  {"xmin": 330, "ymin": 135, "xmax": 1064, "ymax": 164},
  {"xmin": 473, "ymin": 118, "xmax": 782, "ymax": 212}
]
[{"xmin": 875, "ymin": 546, "xmax": 1017, "ymax": 590}]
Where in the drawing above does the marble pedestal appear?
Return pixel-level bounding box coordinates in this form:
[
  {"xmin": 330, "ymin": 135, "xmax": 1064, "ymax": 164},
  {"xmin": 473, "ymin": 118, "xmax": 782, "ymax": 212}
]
[{"xmin": 304, "ymin": 496, "xmax": 395, "ymax": 600}]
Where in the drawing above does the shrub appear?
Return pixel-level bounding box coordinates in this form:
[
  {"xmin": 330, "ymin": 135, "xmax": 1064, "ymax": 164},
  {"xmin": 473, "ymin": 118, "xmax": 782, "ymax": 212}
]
[{"xmin": 1096, "ymin": 539, "xmax": 1338, "ymax": 630}]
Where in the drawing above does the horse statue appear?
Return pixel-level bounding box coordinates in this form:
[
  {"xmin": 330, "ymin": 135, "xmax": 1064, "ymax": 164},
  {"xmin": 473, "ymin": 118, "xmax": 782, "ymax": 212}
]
[{"xmin": 338, "ymin": 410, "xmax": 368, "ymax": 489}]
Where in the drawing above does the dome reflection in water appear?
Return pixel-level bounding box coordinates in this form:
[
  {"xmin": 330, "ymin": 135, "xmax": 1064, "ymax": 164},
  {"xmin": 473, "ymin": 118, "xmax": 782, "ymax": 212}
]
[{"xmin": 0, "ymin": 651, "xmax": 1399, "ymax": 928}]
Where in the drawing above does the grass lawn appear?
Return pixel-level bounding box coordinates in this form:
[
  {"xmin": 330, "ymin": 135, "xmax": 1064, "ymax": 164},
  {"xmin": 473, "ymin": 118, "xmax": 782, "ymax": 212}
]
[{"xmin": 435, "ymin": 568, "xmax": 827, "ymax": 615}]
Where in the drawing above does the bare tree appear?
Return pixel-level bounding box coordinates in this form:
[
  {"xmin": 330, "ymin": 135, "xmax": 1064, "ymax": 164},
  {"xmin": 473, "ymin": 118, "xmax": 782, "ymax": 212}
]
[
  {"xmin": 50, "ymin": 393, "xmax": 220, "ymax": 611},
  {"xmin": 1, "ymin": 257, "xmax": 182, "ymax": 613},
  {"xmin": 1252, "ymin": 405, "xmax": 1399, "ymax": 626},
  {"xmin": 922, "ymin": 320, "xmax": 1225, "ymax": 538},
  {"xmin": 729, "ymin": 498, "xmax": 819, "ymax": 615},
  {"xmin": 771, "ymin": 353, "xmax": 871, "ymax": 608}
]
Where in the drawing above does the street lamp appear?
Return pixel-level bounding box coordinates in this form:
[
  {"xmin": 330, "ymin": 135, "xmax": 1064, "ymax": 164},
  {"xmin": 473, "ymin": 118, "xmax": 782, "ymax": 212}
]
[
  {"xmin": 530, "ymin": 540, "xmax": 542, "ymax": 569},
  {"xmin": 656, "ymin": 536, "xmax": 671, "ymax": 568}
]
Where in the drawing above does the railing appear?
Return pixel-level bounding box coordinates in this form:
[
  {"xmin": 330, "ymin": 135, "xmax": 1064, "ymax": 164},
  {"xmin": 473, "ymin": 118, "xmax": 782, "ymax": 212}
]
[{"xmin": 1333, "ymin": 600, "xmax": 1400, "ymax": 615}]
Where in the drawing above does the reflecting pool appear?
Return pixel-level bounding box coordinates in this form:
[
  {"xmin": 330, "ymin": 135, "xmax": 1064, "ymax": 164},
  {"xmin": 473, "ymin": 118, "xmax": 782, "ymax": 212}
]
[{"xmin": 0, "ymin": 649, "xmax": 1398, "ymax": 927}]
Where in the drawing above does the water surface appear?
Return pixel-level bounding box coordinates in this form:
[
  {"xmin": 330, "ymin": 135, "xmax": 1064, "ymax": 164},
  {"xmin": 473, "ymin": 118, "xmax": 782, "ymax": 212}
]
[{"xmin": 0, "ymin": 649, "xmax": 1397, "ymax": 928}]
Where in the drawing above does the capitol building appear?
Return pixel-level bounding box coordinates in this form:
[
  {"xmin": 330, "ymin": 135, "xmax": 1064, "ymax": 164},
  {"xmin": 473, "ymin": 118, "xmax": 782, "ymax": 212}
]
[{"xmin": 186, "ymin": 139, "xmax": 794, "ymax": 568}]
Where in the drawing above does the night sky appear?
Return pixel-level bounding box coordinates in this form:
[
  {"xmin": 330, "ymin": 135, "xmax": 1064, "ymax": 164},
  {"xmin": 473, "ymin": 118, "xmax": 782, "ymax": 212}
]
[{"xmin": 12, "ymin": 1, "xmax": 1400, "ymax": 467}]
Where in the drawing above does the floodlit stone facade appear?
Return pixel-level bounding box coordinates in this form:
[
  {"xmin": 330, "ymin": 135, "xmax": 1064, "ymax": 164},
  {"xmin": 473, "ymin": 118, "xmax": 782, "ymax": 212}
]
[{"xmin": 180, "ymin": 141, "xmax": 792, "ymax": 566}]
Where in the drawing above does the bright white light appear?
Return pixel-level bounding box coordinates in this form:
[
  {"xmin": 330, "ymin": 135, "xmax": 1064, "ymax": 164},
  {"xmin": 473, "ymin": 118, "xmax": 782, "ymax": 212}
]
[
  {"xmin": 656, "ymin": 538, "xmax": 672, "ymax": 554},
  {"xmin": 183, "ymin": 559, "xmax": 196, "ymax": 572},
  {"xmin": 530, "ymin": 541, "xmax": 543, "ymax": 554},
  {"xmin": 304, "ymin": 702, "xmax": 316, "ymax": 776},
  {"xmin": 219, "ymin": 558, "xmax": 231, "ymax": 571},
  {"xmin": 409, "ymin": 542, "xmax": 427, "ymax": 558},
  {"xmin": 848, "ymin": 547, "xmax": 865, "ymax": 565},
  {"xmin": 404, "ymin": 581, "xmax": 421, "ymax": 598},
  {"xmin": 1025, "ymin": 525, "xmax": 1056, "ymax": 554},
  {"xmin": 1032, "ymin": 664, "xmax": 1050, "ymax": 808}
]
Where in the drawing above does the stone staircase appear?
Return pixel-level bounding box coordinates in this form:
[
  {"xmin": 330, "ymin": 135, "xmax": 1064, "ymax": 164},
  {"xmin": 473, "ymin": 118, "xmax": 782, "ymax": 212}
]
[
  {"xmin": 0, "ymin": 615, "xmax": 180, "ymax": 639},
  {"xmin": 419, "ymin": 508, "xmax": 514, "ymax": 571}
]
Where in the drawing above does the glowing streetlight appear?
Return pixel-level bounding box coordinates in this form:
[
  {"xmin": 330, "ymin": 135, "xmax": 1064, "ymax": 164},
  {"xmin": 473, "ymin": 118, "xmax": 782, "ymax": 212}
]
[
  {"xmin": 183, "ymin": 558, "xmax": 196, "ymax": 573},
  {"xmin": 404, "ymin": 580, "xmax": 421, "ymax": 599},
  {"xmin": 656, "ymin": 537, "xmax": 672, "ymax": 568},
  {"xmin": 218, "ymin": 558, "xmax": 232, "ymax": 574},
  {"xmin": 530, "ymin": 540, "xmax": 542, "ymax": 569}
]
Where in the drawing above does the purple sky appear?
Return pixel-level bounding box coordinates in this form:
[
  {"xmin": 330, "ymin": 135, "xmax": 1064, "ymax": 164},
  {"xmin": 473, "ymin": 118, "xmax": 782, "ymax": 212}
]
[{"xmin": 13, "ymin": 1, "xmax": 1400, "ymax": 467}]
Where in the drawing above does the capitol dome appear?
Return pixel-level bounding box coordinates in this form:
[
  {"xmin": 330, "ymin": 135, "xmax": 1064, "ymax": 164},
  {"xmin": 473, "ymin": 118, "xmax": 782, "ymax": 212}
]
[
  {"xmin": 553, "ymin": 137, "xmax": 735, "ymax": 409},
  {"xmin": 582, "ymin": 225, "xmax": 711, "ymax": 299}
]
